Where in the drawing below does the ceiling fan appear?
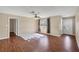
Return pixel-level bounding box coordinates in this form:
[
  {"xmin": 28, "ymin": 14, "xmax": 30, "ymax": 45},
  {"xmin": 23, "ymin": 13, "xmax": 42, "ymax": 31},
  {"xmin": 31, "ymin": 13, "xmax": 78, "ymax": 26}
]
[{"xmin": 30, "ymin": 11, "xmax": 40, "ymax": 18}]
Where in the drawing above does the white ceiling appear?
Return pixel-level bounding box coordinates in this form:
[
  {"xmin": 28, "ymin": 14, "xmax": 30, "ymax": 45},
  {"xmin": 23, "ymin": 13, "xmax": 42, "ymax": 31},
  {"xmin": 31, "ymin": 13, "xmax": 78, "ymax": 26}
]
[{"xmin": 0, "ymin": 6, "xmax": 78, "ymax": 17}]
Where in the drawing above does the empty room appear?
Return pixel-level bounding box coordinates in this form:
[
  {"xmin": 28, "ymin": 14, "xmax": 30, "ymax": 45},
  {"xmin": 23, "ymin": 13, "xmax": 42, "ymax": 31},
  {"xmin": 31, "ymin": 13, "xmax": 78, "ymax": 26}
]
[{"xmin": 0, "ymin": 6, "xmax": 79, "ymax": 52}]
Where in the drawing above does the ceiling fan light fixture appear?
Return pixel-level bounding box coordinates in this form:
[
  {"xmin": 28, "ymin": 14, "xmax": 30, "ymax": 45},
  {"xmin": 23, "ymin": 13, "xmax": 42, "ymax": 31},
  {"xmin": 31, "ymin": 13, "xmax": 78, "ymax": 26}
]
[{"xmin": 30, "ymin": 11, "xmax": 40, "ymax": 18}]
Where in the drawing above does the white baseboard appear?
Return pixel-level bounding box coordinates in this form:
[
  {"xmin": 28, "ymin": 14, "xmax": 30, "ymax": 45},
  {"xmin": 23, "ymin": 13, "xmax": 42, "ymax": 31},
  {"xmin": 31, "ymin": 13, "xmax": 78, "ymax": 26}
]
[
  {"xmin": 49, "ymin": 34, "xmax": 61, "ymax": 36},
  {"xmin": 0, "ymin": 37, "xmax": 9, "ymax": 40}
]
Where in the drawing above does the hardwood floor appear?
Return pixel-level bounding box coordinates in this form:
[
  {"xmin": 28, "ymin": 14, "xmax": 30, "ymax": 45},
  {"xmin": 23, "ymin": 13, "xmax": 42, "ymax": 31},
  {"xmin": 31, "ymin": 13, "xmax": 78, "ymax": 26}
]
[{"xmin": 0, "ymin": 33, "xmax": 78, "ymax": 52}]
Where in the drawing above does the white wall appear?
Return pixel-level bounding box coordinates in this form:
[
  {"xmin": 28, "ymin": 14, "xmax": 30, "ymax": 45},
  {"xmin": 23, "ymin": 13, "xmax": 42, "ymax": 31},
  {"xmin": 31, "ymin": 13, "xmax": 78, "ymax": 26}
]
[
  {"xmin": 18, "ymin": 17, "xmax": 38, "ymax": 36},
  {"xmin": 75, "ymin": 15, "xmax": 79, "ymax": 48},
  {"xmin": 0, "ymin": 13, "xmax": 38, "ymax": 39},
  {"xmin": 50, "ymin": 16, "xmax": 62, "ymax": 36},
  {"xmin": 0, "ymin": 14, "xmax": 9, "ymax": 39},
  {"xmin": 74, "ymin": 8, "xmax": 79, "ymax": 48},
  {"xmin": 0, "ymin": 13, "xmax": 21, "ymax": 39}
]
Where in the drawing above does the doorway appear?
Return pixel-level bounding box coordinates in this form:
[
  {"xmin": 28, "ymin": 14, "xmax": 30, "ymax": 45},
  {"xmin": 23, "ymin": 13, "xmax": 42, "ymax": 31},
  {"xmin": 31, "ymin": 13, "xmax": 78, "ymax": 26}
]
[
  {"xmin": 10, "ymin": 19, "xmax": 18, "ymax": 36},
  {"xmin": 62, "ymin": 17, "xmax": 75, "ymax": 35},
  {"xmin": 38, "ymin": 18, "xmax": 50, "ymax": 33}
]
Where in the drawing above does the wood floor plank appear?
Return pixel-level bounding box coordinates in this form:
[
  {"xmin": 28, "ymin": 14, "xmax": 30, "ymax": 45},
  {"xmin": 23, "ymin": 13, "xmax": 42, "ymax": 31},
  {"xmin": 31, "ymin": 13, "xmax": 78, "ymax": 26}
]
[{"xmin": 0, "ymin": 33, "xmax": 78, "ymax": 52}]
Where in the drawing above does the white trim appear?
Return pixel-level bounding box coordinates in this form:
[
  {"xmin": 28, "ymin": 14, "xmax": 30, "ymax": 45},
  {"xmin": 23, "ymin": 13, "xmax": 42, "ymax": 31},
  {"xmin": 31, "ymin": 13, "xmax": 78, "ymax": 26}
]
[
  {"xmin": 0, "ymin": 37, "xmax": 9, "ymax": 40},
  {"xmin": 60, "ymin": 17, "xmax": 63, "ymax": 34},
  {"xmin": 8, "ymin": 17, "xmax": 19, "ymax": 36},
  {"xmin": 47, "ymin": 33, "xmax": 61, "ymax": 37},
  {"xmin": 52, "ymin": 35, "xmax": 61, "ymax": 37}
]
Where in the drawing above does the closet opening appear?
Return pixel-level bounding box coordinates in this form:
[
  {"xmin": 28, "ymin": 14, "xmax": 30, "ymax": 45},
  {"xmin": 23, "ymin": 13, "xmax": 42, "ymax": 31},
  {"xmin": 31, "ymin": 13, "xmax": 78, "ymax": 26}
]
[{"xmin": 9, "ymin": 19, "xmax": 18, "ymax": 36}]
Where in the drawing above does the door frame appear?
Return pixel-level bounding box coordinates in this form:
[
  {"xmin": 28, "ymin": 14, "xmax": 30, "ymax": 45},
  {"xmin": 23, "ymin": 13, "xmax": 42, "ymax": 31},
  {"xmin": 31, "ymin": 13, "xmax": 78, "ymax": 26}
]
[{"xmin": 8, "ymin": 17, "xmax": 19, "ymax": 37}]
